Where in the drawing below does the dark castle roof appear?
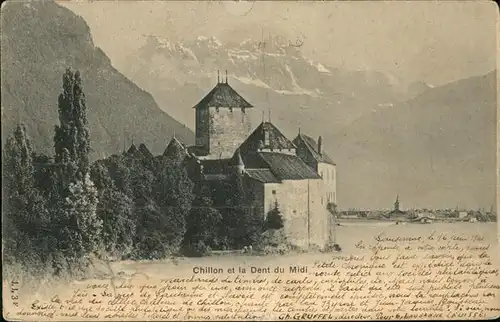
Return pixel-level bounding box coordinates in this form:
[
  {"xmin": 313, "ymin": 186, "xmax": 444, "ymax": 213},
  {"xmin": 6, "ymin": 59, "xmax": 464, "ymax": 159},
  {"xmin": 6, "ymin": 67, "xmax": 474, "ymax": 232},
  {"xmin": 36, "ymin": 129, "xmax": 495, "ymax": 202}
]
[
  {"xmin": 193, "ymin": 82, "xmax": 253, "ymax": 109},
  {"xmin": 138, "ymin": 143, "xmax": 153, "ymax": 158},
  {"xmin": 240, "ymin": 122, "xmax": 296, "ymax": 152},
  {"xmin": 199, "ymin": 158, "xmax": 233, "ymax": 174},
  {"xmin": 125, "ymin": 144, "xmax": 139, "ymax": 156},
  {"xmin": 164, "ymin": 137, "xmax": 188, "ymax": 157},
  {"xmin": 293, "ymin": 133, "xmax": 335, "ymax": 165},
  {"xmin": 246, "ymin": 169, "xmax": 280, "ymax": 183},
  {"xmin": 231, "ymin": 149, "xmax": 244, "ymax": 166},
  {"xmin": 257, "ymin": 152, "xmax": 321, "ymax": 181}
]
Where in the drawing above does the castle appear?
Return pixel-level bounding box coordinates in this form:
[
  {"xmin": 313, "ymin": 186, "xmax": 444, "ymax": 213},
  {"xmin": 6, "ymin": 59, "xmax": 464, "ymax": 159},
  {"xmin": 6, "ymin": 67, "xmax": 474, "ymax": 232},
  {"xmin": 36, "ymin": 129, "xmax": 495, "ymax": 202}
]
[{"xmin": 170, "ymin": 73, "xmax": 337, "ymax": 248}]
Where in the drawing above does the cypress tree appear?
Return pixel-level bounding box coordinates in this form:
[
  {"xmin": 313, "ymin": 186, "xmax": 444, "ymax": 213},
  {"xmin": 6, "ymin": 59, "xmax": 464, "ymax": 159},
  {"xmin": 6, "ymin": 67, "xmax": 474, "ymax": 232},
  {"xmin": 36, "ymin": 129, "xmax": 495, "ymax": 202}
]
[
  {"xmin": 54, "ymin": 68, "xmax": 91, "ymax": 185},
  {"xmin": 73, "ymin": 71, "xmax": 91, "ymax": 178},
  {"xmin": 51, "ymin": 69, "xmax": 100, "ymax": 265},
  {"xmin": 3, "ymin": 125, "xmax": 51, "ymax": 265}
]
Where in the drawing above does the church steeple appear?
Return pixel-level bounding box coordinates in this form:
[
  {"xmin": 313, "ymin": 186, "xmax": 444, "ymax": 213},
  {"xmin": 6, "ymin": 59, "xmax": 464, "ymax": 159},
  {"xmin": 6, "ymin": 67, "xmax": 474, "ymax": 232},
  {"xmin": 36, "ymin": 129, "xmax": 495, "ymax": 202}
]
[{"xmin": 394, "ymin": 195, "xmax": 400, "ymax": 212}]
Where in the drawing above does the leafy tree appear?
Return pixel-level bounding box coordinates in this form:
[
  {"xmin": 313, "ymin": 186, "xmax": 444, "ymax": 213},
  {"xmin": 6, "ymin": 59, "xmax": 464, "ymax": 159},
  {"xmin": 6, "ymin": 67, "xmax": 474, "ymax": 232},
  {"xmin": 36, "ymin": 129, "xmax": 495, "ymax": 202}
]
[
  {"xmin": 54, "ymin": 68, "xmax": 91, "ymax": 184},
  {"xmin": 224, "ymin": 174, "xmax": 264, "ymax": 249},
  {"xmin": 90, "ymin": 161, "xmax": 135, "ymax": 258},
  {"xmin": 3, "ymin": 125, "xmax": 34, "ymax": 260},
  {"xmin": 133, "ymin": 199, "xmax": 168, "ymax": 259},
  {"xmin": 53, "ymin": 174, "xmax": 101, "ymax": 262},
  {"xmin": 3, "ymin": 124, "xmax": 34, "ymax": 198},
  {"xmin": 32, "ymin": 152, "xmax": 58, "ymax": 200},
  {"xmin": 183, "ymin": 184, "xmax": 222, "ymax": 255},
  {"xmin": 152, "ymin": 155, "xmax": 195, "ymax": 253},
  {"xmin": 106, "ymin": 154, "xmax": 132, "ymax": 195},
  {"xmin": 3, "ymin": 125, "xmax": 53, "ymax": 266},
  {"xmin": 72, "ymin": 71, "xmax": 91, "ymax": 176},
  {"xmin": 327, "ymin": 202, "xmax": 337, "ymax": 215},
  {"xmin": 97, "ymin": 189, "xmax": 135, "ymax": 258},
  {"xmin": 266, "ymin": 201, "xmax": 284, "ymax": 230}
]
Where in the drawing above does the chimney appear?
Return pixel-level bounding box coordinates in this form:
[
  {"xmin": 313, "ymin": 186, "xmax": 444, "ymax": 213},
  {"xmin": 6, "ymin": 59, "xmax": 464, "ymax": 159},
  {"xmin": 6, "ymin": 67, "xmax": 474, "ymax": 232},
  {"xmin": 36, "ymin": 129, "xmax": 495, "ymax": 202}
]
[
  {"xmin": 318, "ymin": 136, "xmax": 322, "ymax": 155},
  {"xmin": 225, "ymin": 70, "xmax": 228, "ymax": 83},
  {"xmin": 217, "ymin": 70, "xmax": 220, "ymax": 83}
]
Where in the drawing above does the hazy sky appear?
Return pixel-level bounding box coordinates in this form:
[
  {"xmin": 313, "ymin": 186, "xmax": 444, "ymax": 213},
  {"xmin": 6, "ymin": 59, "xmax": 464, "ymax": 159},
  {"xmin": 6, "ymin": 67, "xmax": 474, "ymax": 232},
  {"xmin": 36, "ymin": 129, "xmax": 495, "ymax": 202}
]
[{"xmin": 60, "ymin": 1, "xmax": 497, "ymax": 86}]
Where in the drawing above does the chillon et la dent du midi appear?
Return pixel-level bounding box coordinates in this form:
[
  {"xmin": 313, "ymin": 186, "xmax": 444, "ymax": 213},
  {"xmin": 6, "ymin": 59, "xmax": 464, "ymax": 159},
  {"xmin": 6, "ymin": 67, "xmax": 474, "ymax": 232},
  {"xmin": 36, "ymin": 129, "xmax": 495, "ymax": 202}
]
[{"xmin": 160, "ymin": 71, "xmax": 337, "ymax": 249}]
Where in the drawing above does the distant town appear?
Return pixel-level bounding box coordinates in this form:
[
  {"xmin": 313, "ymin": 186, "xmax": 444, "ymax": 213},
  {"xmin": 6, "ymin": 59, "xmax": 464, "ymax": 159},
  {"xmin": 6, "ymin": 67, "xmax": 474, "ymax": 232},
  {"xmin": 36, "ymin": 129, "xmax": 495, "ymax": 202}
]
[{"xmin": 336, "ymin": 196, "xmax": 497, "ymax": 223}]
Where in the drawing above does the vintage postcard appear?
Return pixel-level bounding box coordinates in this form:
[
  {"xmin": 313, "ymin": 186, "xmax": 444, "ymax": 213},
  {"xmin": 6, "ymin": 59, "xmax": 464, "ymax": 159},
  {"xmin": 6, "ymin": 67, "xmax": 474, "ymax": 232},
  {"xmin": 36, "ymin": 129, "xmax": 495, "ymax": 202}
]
[{"xmin": 2, "ymin": 0, "xmax": 499, "ymax": 320}]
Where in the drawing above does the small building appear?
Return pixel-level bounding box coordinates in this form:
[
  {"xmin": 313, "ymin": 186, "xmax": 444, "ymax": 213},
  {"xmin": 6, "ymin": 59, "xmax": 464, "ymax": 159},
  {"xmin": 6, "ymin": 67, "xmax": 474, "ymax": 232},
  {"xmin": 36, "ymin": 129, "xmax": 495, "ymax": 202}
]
[
  {"xmin": 239, "ymin": 122, "xmax": 330, "ymax": 248},
  {"xmin": 293, "ymin": 133, "xmax": 337, "ymax": 205}
]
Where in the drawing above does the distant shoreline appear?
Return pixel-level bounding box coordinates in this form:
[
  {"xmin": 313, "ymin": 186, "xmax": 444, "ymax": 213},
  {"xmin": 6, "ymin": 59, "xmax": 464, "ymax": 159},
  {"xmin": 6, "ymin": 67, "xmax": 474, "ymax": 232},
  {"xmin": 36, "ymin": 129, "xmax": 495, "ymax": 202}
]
[{"xmin": 335, "ymin": 217, "xmax": 494, "ymax": 223}]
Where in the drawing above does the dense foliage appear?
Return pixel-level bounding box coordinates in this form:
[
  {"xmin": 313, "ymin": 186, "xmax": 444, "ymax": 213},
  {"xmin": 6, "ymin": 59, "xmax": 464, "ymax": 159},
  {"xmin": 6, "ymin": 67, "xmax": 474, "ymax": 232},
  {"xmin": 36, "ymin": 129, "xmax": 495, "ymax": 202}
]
[{"xmin": 3, "ymin": 69, "xmax": 267, "ymax": 277}]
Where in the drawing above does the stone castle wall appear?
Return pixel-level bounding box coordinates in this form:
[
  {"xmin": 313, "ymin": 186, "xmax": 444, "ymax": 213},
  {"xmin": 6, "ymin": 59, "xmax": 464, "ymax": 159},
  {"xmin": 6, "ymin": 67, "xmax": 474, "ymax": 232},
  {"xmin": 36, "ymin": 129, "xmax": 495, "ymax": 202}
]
[
  {"xmin": 195, "ymin": 107, "xmax": 210, "ymax": 150},
  {"xmin": 318, "ymin": 163, "xmax": 337, "ymax": 204},
  {"xmin": 208, "ymin": 107, "xmax": 253, "ymax": 159},
  {"xmin": 262, "ymin": 178, "xmax": 329, "ymax": 248}
]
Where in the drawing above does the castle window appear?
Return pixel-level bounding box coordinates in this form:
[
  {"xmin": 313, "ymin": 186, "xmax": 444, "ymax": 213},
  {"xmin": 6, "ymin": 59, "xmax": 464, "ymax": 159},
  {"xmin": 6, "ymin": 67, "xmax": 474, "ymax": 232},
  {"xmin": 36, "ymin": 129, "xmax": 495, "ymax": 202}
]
[
  {"xmin": 264, "ymin": 131, "xmax": 270, "ymax": 146},
  {"xmin": 272, "ymin": 190, "xmax": 276, "ymax": 195}
]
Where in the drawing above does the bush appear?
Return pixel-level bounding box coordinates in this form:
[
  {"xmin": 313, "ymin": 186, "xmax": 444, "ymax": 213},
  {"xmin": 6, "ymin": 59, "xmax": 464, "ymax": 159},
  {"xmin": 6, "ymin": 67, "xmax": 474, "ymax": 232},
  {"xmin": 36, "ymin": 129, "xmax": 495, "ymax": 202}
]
[{"xmin": 265, "ymin": 201, "xmax": 284, "ymax": 230}]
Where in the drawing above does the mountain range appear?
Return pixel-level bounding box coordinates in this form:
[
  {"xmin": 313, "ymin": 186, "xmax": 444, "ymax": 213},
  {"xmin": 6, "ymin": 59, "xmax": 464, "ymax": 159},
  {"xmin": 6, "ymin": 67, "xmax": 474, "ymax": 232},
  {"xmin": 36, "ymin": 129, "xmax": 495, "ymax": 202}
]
[
  {"xmin": 1, "ymin": 1, "xmax": 496, "ymax": 210},
  {"xmin": 119, "ymin": 34, "xmax": 497, "ymax": 210},
  {"xmin": 122, "ymin": 34, "xmax": 430, "ymax": 131},
  {"xmin": 1, "ymin": 1, "xmax": 193, "ymax": 161}
]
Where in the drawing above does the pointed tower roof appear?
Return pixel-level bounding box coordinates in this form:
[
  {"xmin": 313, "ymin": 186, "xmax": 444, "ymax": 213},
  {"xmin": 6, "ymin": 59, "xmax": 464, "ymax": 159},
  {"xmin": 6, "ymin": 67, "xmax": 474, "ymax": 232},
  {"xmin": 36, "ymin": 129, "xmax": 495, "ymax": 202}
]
[
  {"xmin": 231, "ymin": 148, "xmax": 245, "ymax": 167},
  {"xmin": 240, "ymin": 121, "xmax": 296, "ymax": 153},
  {"xmin": 193, "ymin": 82, "xmax": 253, "ymax": 109},
  {"xmin": 125, "ymin": 143, "xmax": 139, "ymax": 156},
  {"xmin": 293, "ymin": 133, "xmax": 335, "ymax": 165},
  {"xmin": 138, "ymin": 143, "xmax": 153, "ymax": 159},
  {"xmin": 164, "ymin": 136, "xmax": 188, "ymax": 157}
]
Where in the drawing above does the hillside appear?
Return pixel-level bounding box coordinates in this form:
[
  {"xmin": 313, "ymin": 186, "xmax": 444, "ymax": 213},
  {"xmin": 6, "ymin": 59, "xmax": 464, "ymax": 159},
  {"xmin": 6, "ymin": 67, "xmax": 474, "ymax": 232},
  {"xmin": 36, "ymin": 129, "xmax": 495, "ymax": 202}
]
[
  {"xmin": 1, "ymin": 1, "xmax": 193, "ymax": 160},
  {"xmin": 330, "ymin": 71, "xmax": 496, "ymax": 210}
]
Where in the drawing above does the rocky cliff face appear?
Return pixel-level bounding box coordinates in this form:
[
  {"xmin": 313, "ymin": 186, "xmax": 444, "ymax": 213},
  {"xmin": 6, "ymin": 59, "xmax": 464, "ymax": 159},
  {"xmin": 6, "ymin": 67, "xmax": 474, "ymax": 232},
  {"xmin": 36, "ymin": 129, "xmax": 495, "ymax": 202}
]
[{"xmin": 1, "ymin": 1, "xmax": 193, "ymax": 160}]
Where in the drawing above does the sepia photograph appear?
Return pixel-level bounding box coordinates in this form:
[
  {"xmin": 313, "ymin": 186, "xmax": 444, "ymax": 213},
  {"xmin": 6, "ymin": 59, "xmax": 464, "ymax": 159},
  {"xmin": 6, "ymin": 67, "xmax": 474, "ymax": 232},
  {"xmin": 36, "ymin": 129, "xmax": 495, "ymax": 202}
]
[{"xmin": 1, "ymin": 0, "xmax": 499, "ymax": 320}]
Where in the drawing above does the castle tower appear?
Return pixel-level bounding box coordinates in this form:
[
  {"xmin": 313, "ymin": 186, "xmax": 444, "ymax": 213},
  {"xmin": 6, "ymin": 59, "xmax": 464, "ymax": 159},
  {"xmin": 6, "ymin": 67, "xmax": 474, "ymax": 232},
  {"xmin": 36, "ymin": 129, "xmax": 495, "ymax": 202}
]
[
  {"xmin": 231, "ymin": 148, "xmax": 245, "ymax": 175},
  {"xmin": 192, "ymin": 71, "xmax": 254, "ymax": 159}
]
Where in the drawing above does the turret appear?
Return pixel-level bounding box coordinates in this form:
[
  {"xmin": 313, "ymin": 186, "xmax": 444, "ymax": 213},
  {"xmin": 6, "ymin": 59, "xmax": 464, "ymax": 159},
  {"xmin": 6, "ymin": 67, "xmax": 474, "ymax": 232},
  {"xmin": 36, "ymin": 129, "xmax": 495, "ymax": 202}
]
[
  {"xmin": 318, "ymin": 136, "xmax": 323, "ymax": 155},
  {"xmin": 231, "ymin": 149, "xmax": 245, "ymax": 175}
]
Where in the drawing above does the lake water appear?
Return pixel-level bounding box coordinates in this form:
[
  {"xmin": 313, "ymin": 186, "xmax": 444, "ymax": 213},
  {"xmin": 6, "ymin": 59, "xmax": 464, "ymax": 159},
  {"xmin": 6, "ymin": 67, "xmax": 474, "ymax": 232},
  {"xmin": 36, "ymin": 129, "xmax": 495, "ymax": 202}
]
[{"xmin": 112, "ymin": 221, "xmax": 499, "ymax": 277}]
